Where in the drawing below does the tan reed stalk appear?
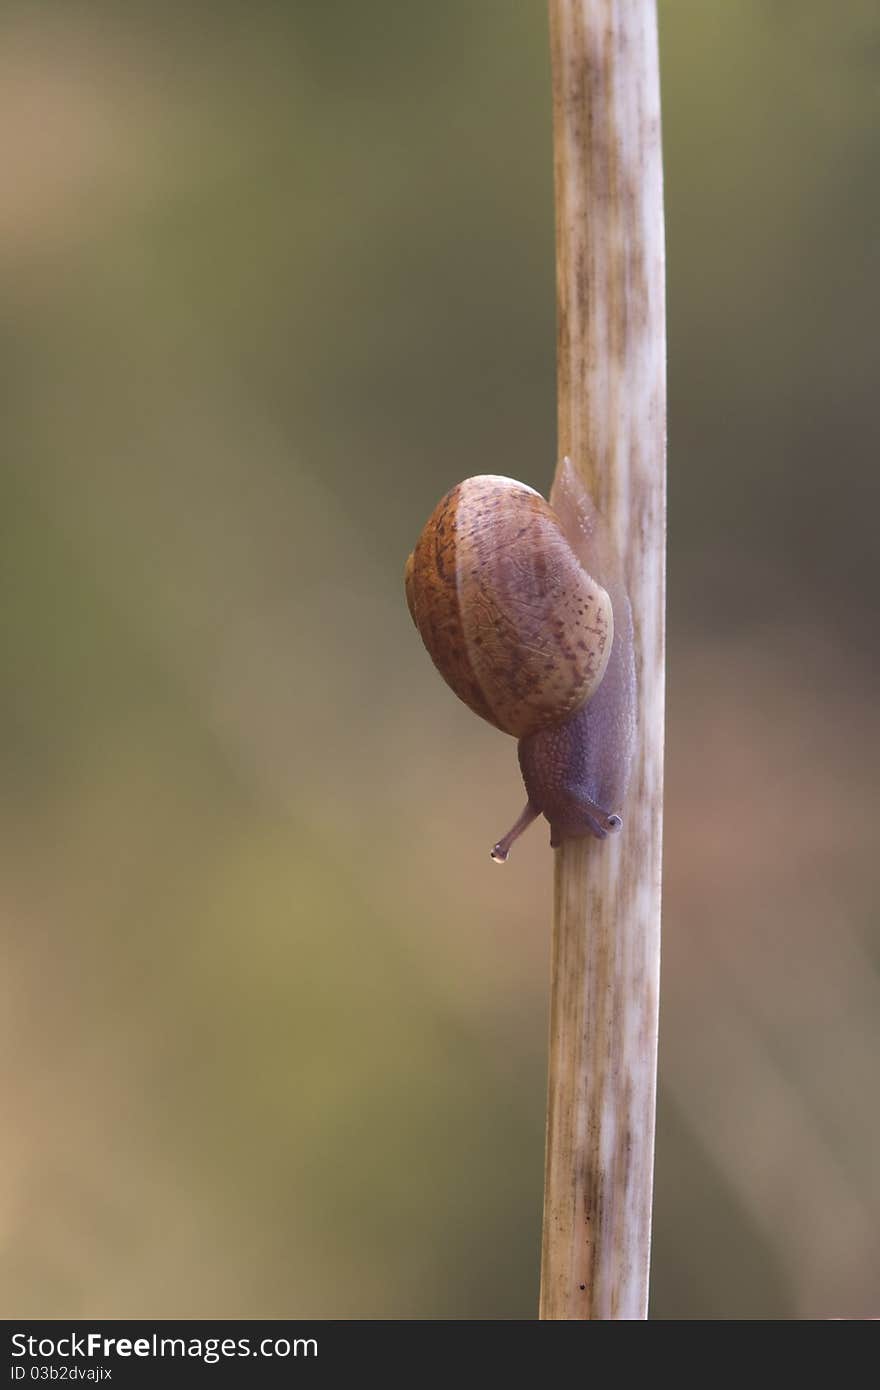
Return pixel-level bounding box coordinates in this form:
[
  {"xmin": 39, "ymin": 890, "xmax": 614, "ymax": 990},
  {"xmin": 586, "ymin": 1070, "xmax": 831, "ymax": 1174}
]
[{"xmin": 540, "ymin": 0, "xmax": 667, "ymax": 1320}]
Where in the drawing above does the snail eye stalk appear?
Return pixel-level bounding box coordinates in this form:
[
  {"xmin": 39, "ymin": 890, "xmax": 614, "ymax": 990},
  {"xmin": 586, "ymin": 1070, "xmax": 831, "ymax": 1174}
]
[{"xmin": 490, "ymin": 802, "xmax": 540, "ymax": 863}]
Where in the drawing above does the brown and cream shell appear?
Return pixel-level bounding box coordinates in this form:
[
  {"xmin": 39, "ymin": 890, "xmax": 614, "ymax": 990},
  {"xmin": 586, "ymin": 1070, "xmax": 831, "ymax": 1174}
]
[{"xmin": 404, "ymin": 475, "xmax": 613, "ymax": 739}]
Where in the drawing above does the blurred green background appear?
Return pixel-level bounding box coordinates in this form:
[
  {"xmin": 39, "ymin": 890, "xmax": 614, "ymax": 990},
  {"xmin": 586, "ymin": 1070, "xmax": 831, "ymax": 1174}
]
[{"xmin": 2, "ymin": 0, "xmax": 878, "ymax": 1319}]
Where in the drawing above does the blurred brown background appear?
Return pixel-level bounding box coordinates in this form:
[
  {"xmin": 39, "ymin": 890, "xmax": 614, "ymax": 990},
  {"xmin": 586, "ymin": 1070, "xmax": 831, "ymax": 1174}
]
[{"xmin": 2, "ymin": 0, "xmax": 878, "ymax": 1319}]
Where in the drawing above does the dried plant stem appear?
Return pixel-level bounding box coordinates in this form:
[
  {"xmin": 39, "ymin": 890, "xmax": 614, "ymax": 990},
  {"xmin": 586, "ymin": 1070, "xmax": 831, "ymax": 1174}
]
[{"xmin": 540, "ymin": 0, "xmax": 666, "ymax": 1320}]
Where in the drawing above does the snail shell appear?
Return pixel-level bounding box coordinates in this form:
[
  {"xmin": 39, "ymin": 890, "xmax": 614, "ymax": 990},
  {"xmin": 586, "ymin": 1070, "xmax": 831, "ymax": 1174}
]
[{"xmin": 404, "ymin": 475, "xmax": 614, "ymax": 740}]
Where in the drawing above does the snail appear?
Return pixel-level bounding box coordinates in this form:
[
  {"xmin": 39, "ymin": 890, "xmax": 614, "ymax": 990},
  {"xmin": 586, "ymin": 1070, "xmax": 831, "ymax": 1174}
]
[{"xmin": 404, "ymin": 459, "xmax": 636, "ymax": 861}]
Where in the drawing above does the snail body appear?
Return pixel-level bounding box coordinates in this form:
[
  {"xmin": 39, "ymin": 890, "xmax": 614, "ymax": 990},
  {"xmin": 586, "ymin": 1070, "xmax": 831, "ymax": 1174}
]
[{"xmin": 405, "ymin": 461, "xmax": 636, "ymax": 859}]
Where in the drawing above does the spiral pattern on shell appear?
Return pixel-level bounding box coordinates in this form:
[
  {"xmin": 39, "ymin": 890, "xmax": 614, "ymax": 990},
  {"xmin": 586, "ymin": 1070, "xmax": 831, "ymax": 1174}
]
[{"xmin": 404, "ymin": 475, "xmax": 613, "ymax": 740}]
